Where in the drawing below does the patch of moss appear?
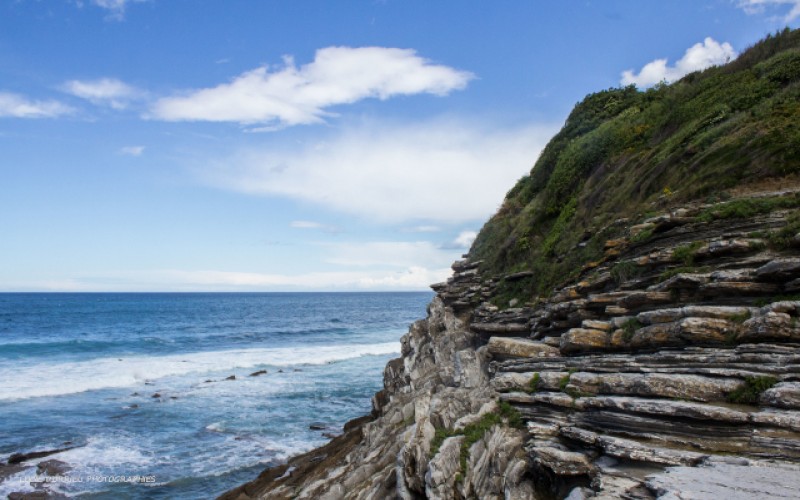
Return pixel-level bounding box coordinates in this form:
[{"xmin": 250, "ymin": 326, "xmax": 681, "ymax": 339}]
[
  {"xmin": 630, "ymin": 227, "xmax": 654, "ymax": 244},
  {"xmin": 621, "ymin": 318, "xmax": 643, "ymax": 342},
  {"xmin": 698, "ymin": 195, "xmax": 800, "ymax": 223},
  {"xmin": 671, "ymin": 241, "xmax": 705, "ymax": 265},
  {"xmin": 558, "ymin": 369, "xmax": 575, "ymax": 391},
  {"xmin": 611, "ymin": 260, "xmax": 641, "ymax": 285},
  {"xmin": 726, "ymin": 375, "xmax": 778, "ymax": 404},
  {"xmin": 660, "ymin": 265, "xmax": 712, "ymax": 280},
  {"xmin": 528, "ymin": 373, "xmax": 541, "ymax": 393},
  {"xmin": 429, "ymin": 400, "xmax": 526, "ymax": 477}
]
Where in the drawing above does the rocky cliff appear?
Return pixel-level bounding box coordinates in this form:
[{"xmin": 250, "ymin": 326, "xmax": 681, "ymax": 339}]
[{"xmin": 221, "ymin": 29, "xmax": 800, "ymax": 500}]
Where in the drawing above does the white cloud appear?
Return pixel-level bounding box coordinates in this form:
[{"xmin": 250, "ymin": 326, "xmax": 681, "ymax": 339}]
[
  {"xmin": 12, "ymin": 267, "xmax": 449, "ymax": 292},
  {"xmin": 290, "ymin": 220, "xmax": 340, "ymax": 232},
  {"xmin": 61, "ymin": 78, "xmax": 142, "ymax": 109},
  {"xmin": 120, "ymin": 145, "xmax": 145, "ymax": 156},
  {"xmin": 621, "ymin": 37, "xmax": 737, "ymax": 88},
  {"xmin": 324, "ymin": 241, "xmax": 455, "ymax": 269},
  {"xmin": 90, "ymin": 0, "xmax": 145, "ymax": 20},
  {"xmin": 199, "ymin": 119, "xmax": 557, "ymax": 223},
  {"xmin": 404, "ymin": 225, "xmax": 442, "ymax": 233},
  {"xmin": 738, "ymin": 0, "xmax": 800, "ymax": 21},
  {"xmin": 452, "ymin": 230, "xmax": 477, "ymax": 249},
  {"xmin": 0, "ymin": 91, "xmax": 73, "ymax": 119},
  {"xmin": 151, "ymin": 46, "xmax": 474, "ymax": 126}
]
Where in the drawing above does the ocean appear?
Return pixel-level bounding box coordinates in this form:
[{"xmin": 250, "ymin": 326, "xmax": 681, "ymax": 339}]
[{"xmin": 0, "ymin": 292, "xmax": 432, "ymax": 499}]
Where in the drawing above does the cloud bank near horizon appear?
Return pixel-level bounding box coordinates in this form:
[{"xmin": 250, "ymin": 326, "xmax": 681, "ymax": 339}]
[{"xmin": 197, "ymin": 120, "xmax": 557, "ymax": 224}]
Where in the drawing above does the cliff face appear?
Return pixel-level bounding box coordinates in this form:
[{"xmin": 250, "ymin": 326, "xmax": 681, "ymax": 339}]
[{"xmin": 221, "ymin": 30, "xmax": 800, "ymax": 500}]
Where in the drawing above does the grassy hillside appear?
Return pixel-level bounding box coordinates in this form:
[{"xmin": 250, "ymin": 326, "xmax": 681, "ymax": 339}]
[{"xmin": 470, "ymin": 28, "xmax": 800, "ymax": 302}]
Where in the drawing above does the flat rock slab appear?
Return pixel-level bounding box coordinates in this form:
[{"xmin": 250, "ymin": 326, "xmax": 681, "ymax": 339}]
[
  {"xmin": 646, "ymin": 460, "xmax": 800, "ymax": 499},
  {"xmin": 487, "ymin": 337, "xmax": 559, "ymax": 359}
]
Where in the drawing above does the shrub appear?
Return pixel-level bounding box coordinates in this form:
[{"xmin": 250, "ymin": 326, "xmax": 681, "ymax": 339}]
[
  {"xmin": 622, "ymin": 318, "xmax": 643, "ymax": 342},
  {"xmin": 726, "ymin": 375, "xmax": 778, "ymax": 404},
  {"xmin": 528, "ymin": 373, "xmax": 541, "ymax": 393}
]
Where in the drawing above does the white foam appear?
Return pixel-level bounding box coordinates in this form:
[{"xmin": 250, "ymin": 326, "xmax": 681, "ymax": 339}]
[
  {"xmin": 205, "ymin": 422, "xmax": 225, "ymax": 432},
  {"xmin": 0, "ymin": 341, "xmax": 400, "ymax": 401}
]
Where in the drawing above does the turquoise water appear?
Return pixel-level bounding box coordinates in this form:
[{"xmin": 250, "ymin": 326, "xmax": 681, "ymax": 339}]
[{"xmin": 0, "ymin": 292, "xmax": 431, "ymax": 498}]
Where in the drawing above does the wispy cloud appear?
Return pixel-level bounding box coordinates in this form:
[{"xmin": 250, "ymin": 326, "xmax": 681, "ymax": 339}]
[
  {"xmin": 151, "ymin": 47, "xmax": 474, "ymax": 127},
  {"xmin": 198, "ymin": 119, "xmax": 557, "ymax": 223},
  {"xmin": 0, "ymin": 91, "xmax": 74, "ymax": 119},
  {"xmin": 290, "ymin": 220, "xmax": 340, "ymax": 233},
  {"xmin": 61, "ymin": 78, "xmax": 142, "ymax": 109},
  {"xmin": 120, "ymin": 145, "xmax": 145, "ymax": 156},
  {"xmin": 737, "ymin": 0, "xmax": 800, "ymax": 21},
  {"xmin": 403, "ymin": 225, "xmax": 442, "ymax": 233},
  {"xmin": 452, "ymin": 230, "xmax": 477, "ymax": 249},
  {"xmin": 90, "ymin": 0, "xmax": 146, "ymax": 20},
  {"xmin": 621, "ymin": 37, "xmax": 737, "ymax": 88},
  {"xmin": 324, "ymin": 241, "xmax": 454, "ymax": 269}
]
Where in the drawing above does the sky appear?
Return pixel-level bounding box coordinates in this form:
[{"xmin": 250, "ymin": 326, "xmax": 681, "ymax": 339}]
[{"xmin": 1, "ymin": 1, "xmax": 798, "ymax": 292}]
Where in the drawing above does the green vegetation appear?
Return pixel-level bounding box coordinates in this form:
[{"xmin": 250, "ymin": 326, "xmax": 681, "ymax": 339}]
[
  {"xmin": 470, "ymin": 29, "xmax": 800, "ymax": 296},
  {"xmin": 672, "ymin": 241, "xmax": 705, "ymax": 265},
  {"xmin": 660, "ymin": 265, "xmax": 712, "ymax": 280},
  {"xmin": 611, "ymin": 260, "xmax": 641, "ymax": 285},
  {"xmin": 730, "ymin": 311, "xmax": 752, "ymax": 324},
  {"xmin": 754, "ymin": 294, "xmax": 800, "ymax": 307},
  {"xmin": 491, "ymin": 275, "xmax": 534, "ymax": 309},
  {"xmin": 429, "ymin": 401, "xmax": 525, "ymax": 479},
  {"xmin": 698, "ymin": 195, "xmax": 800, "ymax": 222},
  {"xmin": 630, "ymin": 227, "xmax": 655, "ymax": 244},
  {"xmin": 558, "ymin": 369, "xmax": 575, "ymax": 391},
  {"xmin": 767, "ymin": 211, "xmax": 800, "ymax": 249},
  {"xmin": 528, "ymin": 373, "xmax": 541, "ymax": 393},
  {"xmin": 726, "ymin": 375, "xmax": 778, "ymax": 404},
  {"xmin": 621, "ymin": 318, "xmax": 643, "ymax": 342}
]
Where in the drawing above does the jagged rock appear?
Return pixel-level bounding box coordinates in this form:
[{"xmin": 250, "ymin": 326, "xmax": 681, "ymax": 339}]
[
  {"xmin": 487, "ymin": 337, "xmax": 559, "ymax": 359},
  {"xmin": 37, "ymin": 459, "xmax": 70, "ymax": 476},
  {"xmin": 530, "ymin": 446, "xmax": 595, "ymax": 476},
  {"xmin": 425, "ymin": 436, "xmax": 464, "ymax": 499},
  {"xmin": 463, "ymin": 426, "xmax": 528, "ymax": 500}
]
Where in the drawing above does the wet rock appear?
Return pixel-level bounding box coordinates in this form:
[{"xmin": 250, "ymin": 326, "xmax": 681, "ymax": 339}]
[
  {"xmin": 249, "ymin": 370, "xmax": 268, "ymax": 377},
  {"xmin": 37, "ymin": 459, "xmax": 70, "ymax": 476},
  {"xmin": 8, "ymin": 446, "xmax": 74, "ymax": 465},
  {"xmin": 309, "ymin": 422, "xmax": 328, "ymax": 430},
  {"xmin": 225, "ymin": 375, "xmax": 236, "ymax": 381}
]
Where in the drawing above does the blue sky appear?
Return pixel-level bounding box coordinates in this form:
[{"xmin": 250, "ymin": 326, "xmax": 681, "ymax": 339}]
[{"xmin": 1, "ymin": 0, "xmax": 798, "ymax": 291}]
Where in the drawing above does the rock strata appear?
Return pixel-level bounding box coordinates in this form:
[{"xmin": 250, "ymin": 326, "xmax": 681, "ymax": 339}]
[{"xmin": 221, "ymin": 194, "xmax": 800, "ymax": 499}]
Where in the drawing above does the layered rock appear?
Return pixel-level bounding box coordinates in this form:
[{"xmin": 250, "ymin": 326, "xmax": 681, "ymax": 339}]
[{"xmin": 222, "ymin": 195, "xmax": 800, "ymax": 499}]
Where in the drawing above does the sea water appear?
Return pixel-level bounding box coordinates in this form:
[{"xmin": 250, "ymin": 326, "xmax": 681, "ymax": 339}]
[{"xmin": 0, "ymin": 292, "xmax": 432, "ymax": 499}]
